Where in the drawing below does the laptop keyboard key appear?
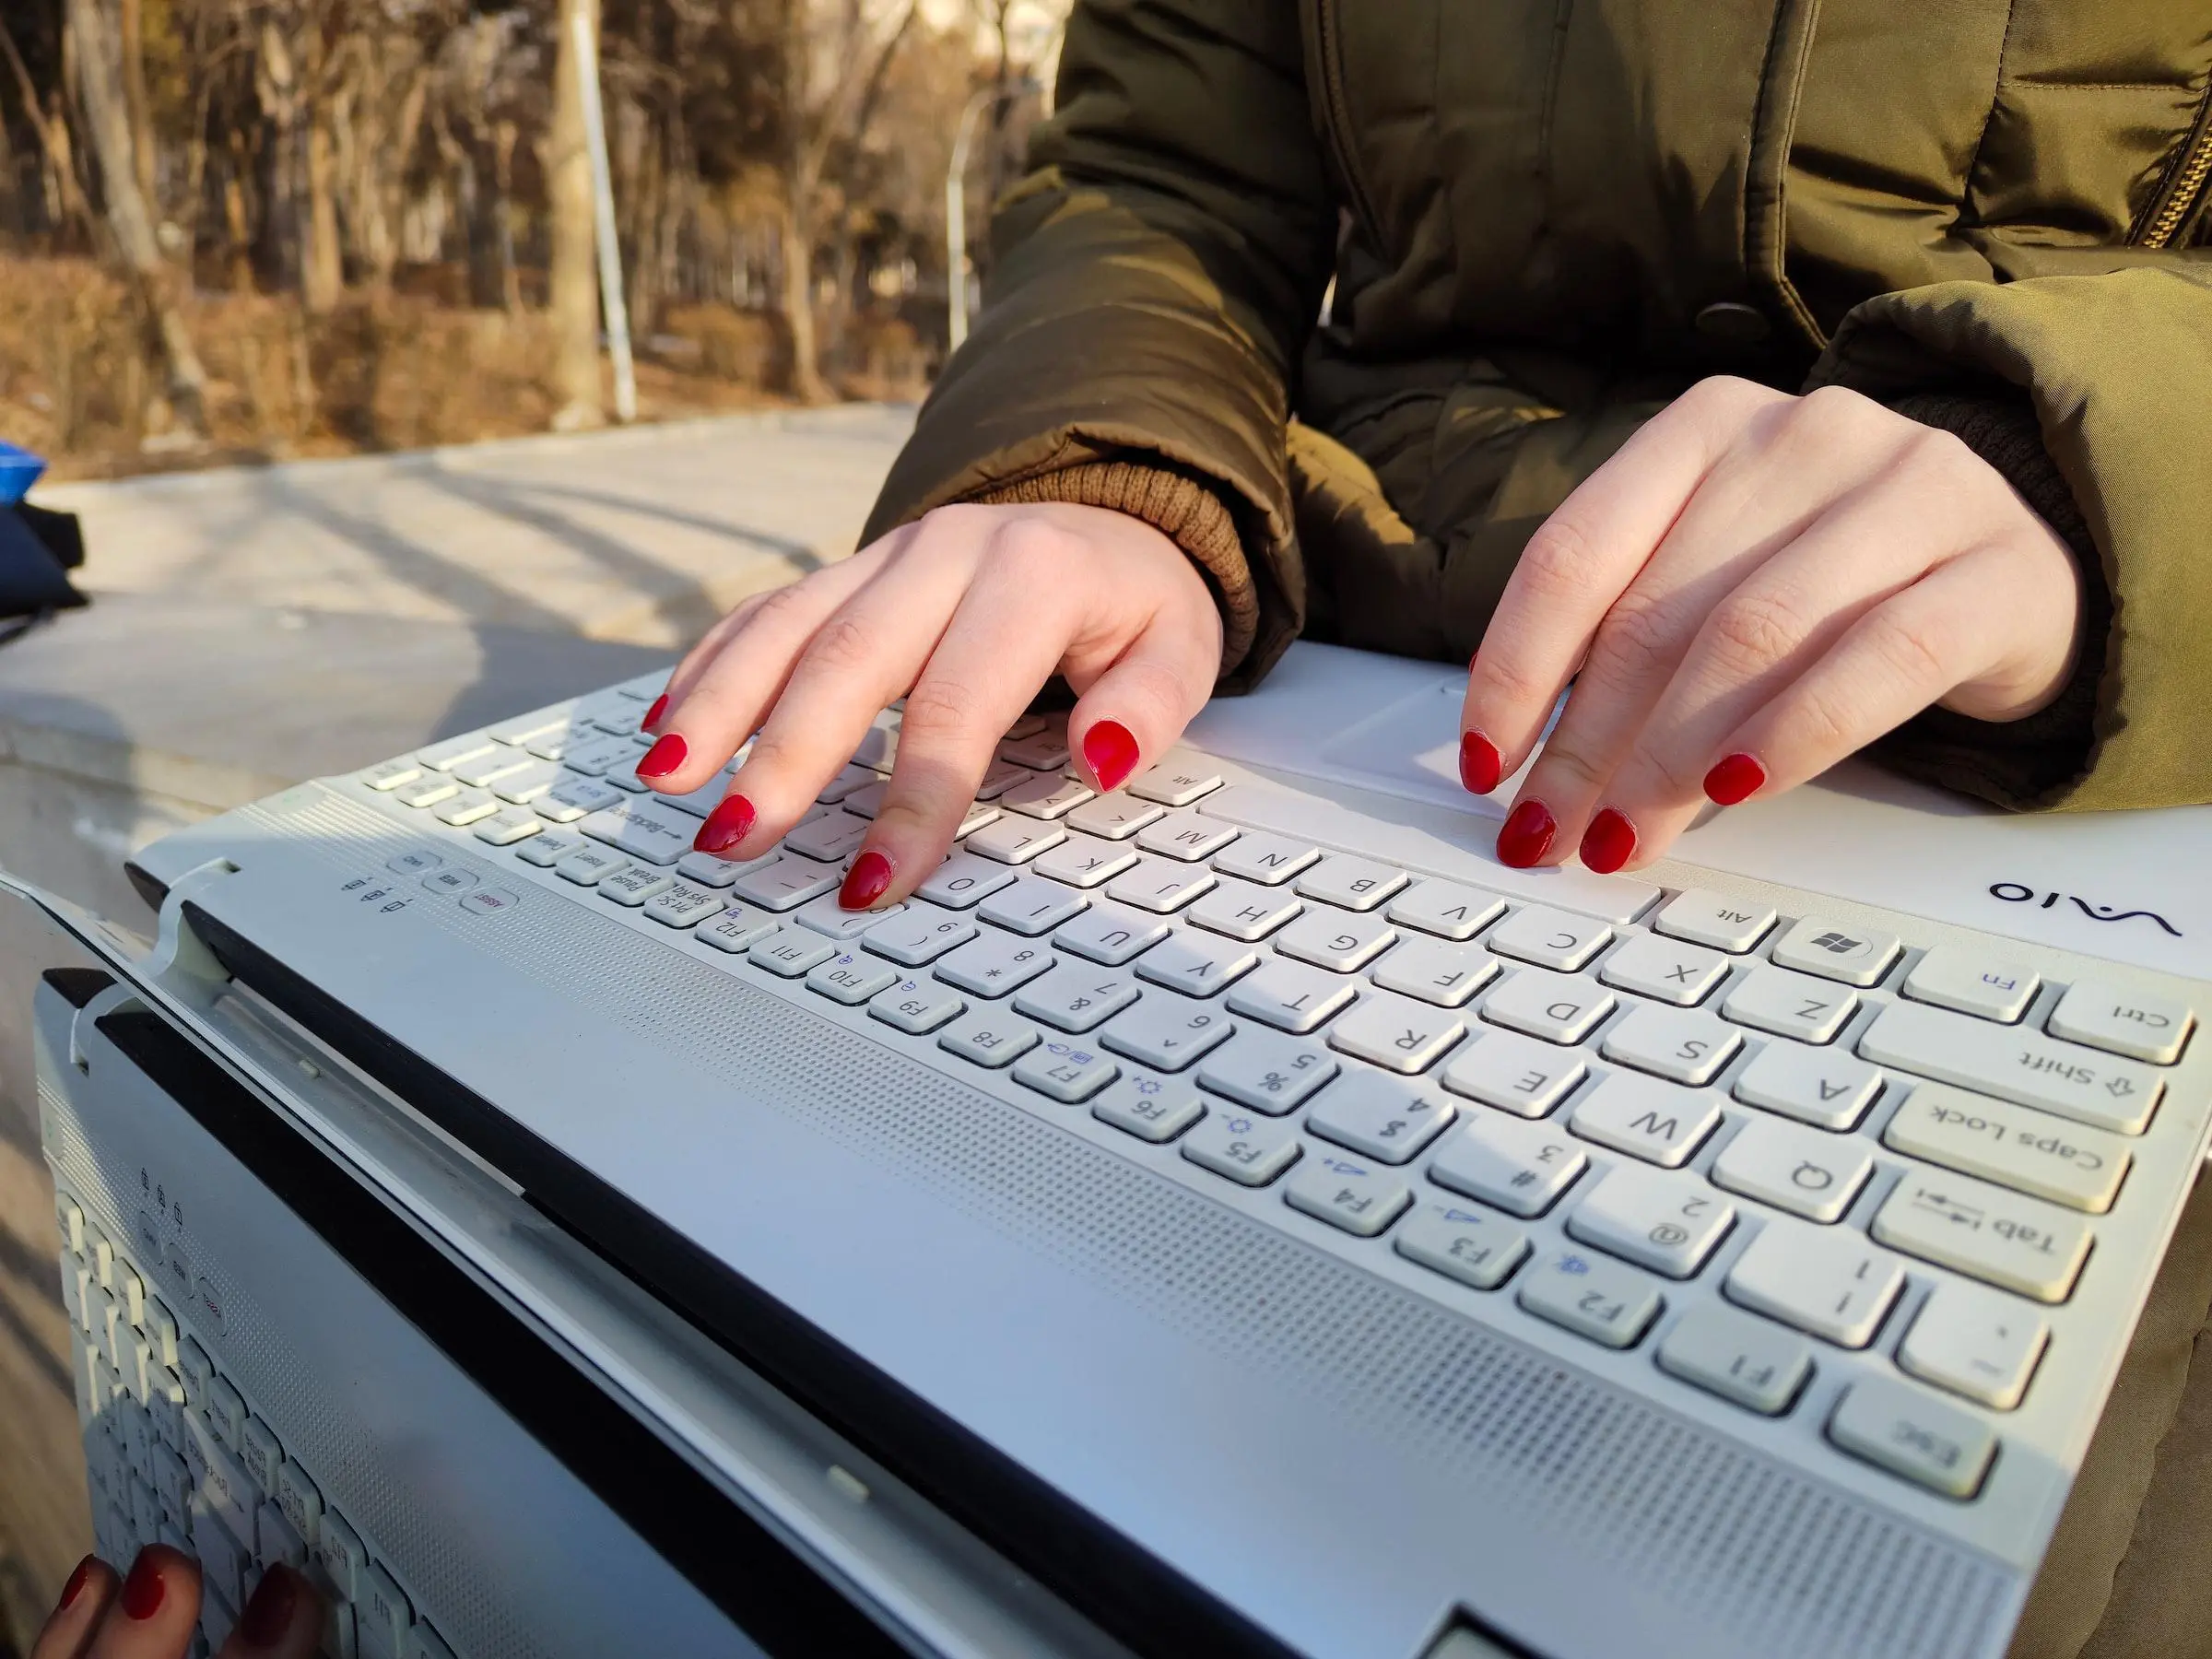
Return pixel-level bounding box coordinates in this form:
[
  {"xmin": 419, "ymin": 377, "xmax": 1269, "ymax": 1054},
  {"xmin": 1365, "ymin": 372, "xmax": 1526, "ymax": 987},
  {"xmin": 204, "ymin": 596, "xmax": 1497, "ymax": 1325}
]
[
  {"xmin": 1566, "ymin": 1166, "xmax": 1735, "ymax": 1277},
  {"xmin": 1518, "ymin": 1250, "xmax": 1662, "ymax": 1348},
  {"xmin": 1827, "ymin": 1376, "xmax": 1995, "ymax": 1499},
  {"xmin": 1106, "ymin": 857, "xmax": 1217, "ymax": 914},
  {"xmin": 751, "ymin": 933, "xmax": 839, "ymax": 978},
  {"xmin": 1030, "ymin": 833, "xmax": 1141, "ymax": 888},
  {"xmin": 1478, "ymin": 968, "xmax": 1614, "ymax": 1044},
  {"xmin": 1092, "ymin": 1073, "xmax": 1206, "ymax": 1142},
  {"xmin": 733, "ymin": 859, "xmax": 841, "ymax": 912},
  {"xmin": 1180, "ymin": 1110, "xmax": 1300, "ymax": 1184},
  {"xmin": 806, "ymin": 953, "xmax": 900, "ymax": 1006},
  {"xmin": 1486, "ymin": 906, "xmax": 1612, "ymax": 971},
  {"xmin": 1209, "ymin": 830, "xmax": 1320, "ymax": 887},
  {"xmin": 1722, "ymin": 964, "xmax": 1857, "ymax": 1044},
  {"xmin": 1394, "ymin": 1202, "xmax": 1530, "ymax": 1289},
  {"xmin": 1195, "ymin": 1031, "xmax": 1336, "ymax": 1113},
  {"xmin": 935, "ymin": 935, "xmax": 1055, "ymax": 998},
  {"xmin": 1285, "ymin": 1155, "xmax": 1411, "ymax": 1236},
  {"xmin": 863, "ymin": 907, "xmax": 977, "ymax": 966},
  {"xmin": 866, "ymin": 979, "xmax": 965, "ymax": 1033},
  {"xmin": 1440, "ymin": 1030, "xmax": 1586, "ymax": 1116},
  {"xmin": 1224, "ymin": 960, "xmax": 1359, "ymax": 1033},
  {"xmin": 1304, "ymin": 1072, "xmax": 1453, "ymax": 1161},
  {"xmin": 1012, "ymin": 1041, "xmax": 1119, "ymax": 1102},
  {"xmin": 1771, "ymin": 917, "xmax": 1900, "ymax": 986},
  {"xmin": 1731, "ymin": 1040, "xmax": 1884, "ymax": 1129},
  {"xmin": 1327, "ymin": 992, "xmax": 1465, "ymax": 1074},
  {"xmin": 1276, "ymin": 909, "xmax": 1397, "ymax": 972},
  {"xmin": 1294, "ymin": 856, "xmax": 1407, "ymax": 912},
  {"xmin": 2046, "ymin": 980, "xmax": 2194, "ymax": 1065},
  {"xmin": 1135, "ymin": 933, "xmax": 1259, "ymax": 998},
  {"xmin": 1569, "ymin": 1073, "xmax": 1721, "ymax": 1167},
  {"xmin": 1870, "ymin": 1168, "xmax": 2092, "ymax": 1301},
  {"xmin": 1370, "ymin": 937, "xmax": 1496, "ymax": 1007},
  {"xmin": 1100, "ymin": 1000, "xmax": 1235, "ymax": 1071},
  {"xmin": 1657, "ymin": 1306, "xmax": 1810, "ymax": 1415},
  {"xmin": 916, "ymin": 852, "xmax": 1018, "ymax": 910},
  {"xmin": 937, "ymin": 1010, "xmax": 1041, "ymax": 1068},
  {"xmin": 1710, "ymin": 1116, "xmax": 1873, "ymax": 1222},
  {"xmin": 1014, "ymin": 964, "xmax": 1141, "ymax": 1033},
  {"xmin": 1652, "ymin": 889, "xmax": 1778, "ymax": 954},
  {"xmin": 1725, "ymin": 1217, "xmax": 1903, "ymax": 1347},
  {"xmin": 1898, "ymin": 1280, "xmax": 2049, "ymax": 1410},
  {"xmin": 1598, "ymin": 1005, "xmax": 1741, "ymax": 1085},
  {"xmin": 978, "ymin": 876, "xmax": 1088, "ymax": 935},
  {"xmin": 1428, "ymin": 1114, "xmax": 1586, "ymax": 1217}
]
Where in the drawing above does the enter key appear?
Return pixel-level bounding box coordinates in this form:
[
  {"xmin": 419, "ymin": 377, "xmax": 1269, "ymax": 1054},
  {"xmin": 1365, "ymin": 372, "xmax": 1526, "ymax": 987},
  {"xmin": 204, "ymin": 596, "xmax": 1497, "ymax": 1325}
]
[{"xmin": 1883, "ymin": 1082, "xmax": 2132, "ymax": 1213}]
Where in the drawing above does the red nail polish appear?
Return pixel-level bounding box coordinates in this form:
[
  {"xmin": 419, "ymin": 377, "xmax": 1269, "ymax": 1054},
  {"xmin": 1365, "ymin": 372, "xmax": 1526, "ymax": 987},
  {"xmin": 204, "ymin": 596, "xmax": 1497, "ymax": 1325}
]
[
  {"xmin": 641, "ymin": 695, "xmax": 668, "ymax": 732},
  {"xmin": 636, "ymin": 734, "xmax": 688, "ymax": 779},
  {"xmin": 1459, "ymin": 730, "xmax": 1501, "ymax": 794},
  {"xmin": 1496, "ymin": 799, "xmax": 1557, "ymax": 868},
  {"xmin": 694, "ymin": 794, "xmax": 755, "ymax": 855},
  {"xmin": 1581, "ymin": 807, "xmax": 1637, "ymax": 874},
  {"xmin": 1703, "ymin": 752, "xmax": 1768, "ymax": 806},
  {"xmin": 1082, "ymin": 720, "xmax": 1141, "ymax": 794},
  {"xmin": 241, "ymin": 1563, "xmax": 300, "ymax": 1645},
  {"xmin": 60, "ymin": 1555, "xmax": 94, "ymax": 1610},
  {"xmin": 119, "ymin": 1551, "xmax": 164, "ymax": 1620},
  {"xmin": 841, "ymin": 849, "xmax": 894, "ymax": 910}
]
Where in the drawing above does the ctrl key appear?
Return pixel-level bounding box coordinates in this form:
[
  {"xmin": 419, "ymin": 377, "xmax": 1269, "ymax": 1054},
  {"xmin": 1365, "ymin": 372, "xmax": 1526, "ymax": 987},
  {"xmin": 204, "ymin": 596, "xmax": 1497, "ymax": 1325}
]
[{"xmin": 1828, "ymin": 1374, "xmax": 1996, "ymax": 1499}]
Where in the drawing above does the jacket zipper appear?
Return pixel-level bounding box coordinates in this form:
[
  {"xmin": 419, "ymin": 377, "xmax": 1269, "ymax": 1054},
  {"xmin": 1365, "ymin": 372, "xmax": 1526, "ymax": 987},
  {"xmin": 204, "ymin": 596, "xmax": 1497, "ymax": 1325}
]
[
  {"xmin": 2136, "ymin": 96, "xmax": 2212, "ymax": 248},
  {"xmin": 1314, "ymin": 0, "xmax": 1387, "ymax": 254}
]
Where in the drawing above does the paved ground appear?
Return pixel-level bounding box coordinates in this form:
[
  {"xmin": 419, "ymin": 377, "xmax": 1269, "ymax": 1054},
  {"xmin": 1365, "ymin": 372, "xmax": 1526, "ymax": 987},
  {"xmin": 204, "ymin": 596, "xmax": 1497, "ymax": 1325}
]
[{"xmin": 41, "ymin": 402, "xmax": 917, "ymax": 648}]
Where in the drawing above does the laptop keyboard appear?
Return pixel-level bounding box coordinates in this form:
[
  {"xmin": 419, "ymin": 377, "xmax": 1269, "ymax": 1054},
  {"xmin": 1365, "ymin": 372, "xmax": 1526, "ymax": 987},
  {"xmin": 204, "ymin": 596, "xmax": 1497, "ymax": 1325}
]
[
  {"xmin": 55, "ymin": 1187, "xmax": 443, "ymax": 1659},
  {"xmin": 346, "ymin": 680, "xmax": 2201, "ymax": 1510}
]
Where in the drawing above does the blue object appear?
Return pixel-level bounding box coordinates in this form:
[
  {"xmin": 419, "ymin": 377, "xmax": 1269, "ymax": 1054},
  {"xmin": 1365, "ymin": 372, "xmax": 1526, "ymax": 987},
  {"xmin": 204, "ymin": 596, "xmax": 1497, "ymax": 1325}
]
[{"xmin": 0, "ymin": 441, "xmax": 46, "ymax": 506}]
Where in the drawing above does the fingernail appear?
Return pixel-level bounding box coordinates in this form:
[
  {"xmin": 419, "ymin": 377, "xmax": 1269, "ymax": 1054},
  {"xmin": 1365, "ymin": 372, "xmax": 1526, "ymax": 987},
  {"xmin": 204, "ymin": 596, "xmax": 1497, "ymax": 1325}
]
[
  {"xmin": 1082, "ymin": 719, "xmax": 1141, "ymax": 794},
  {"xmin": 841, "ymin": 848, "xmax": 894, "ymax": 910},
  {"xmin": 240, "ymin": 1563, "xmax": 300, "ymax": 1645},
  {"xmin": 636, "ymin": 734, "xmax": 688, "ymax": 780},
  {"xmin": 1703, "ymin": 752, "xmax": 1767, "ymax": 806},
  {"xmin": 1580, "ymin": 807, "xmax": 1637, "ymax": 874},
  {"xmin": 119, "ymin": 1550, "xmax": 164, "ymax": 1620},
  {"xmin": 1459, "ymin": 730, "xmax": 1501, "ymax": 794},
  {"xmin": 694, "ymin": 794, "xmax": 755, "ymax": 855},
  {"xmin": 1496, "ymin": 799, "xmax": 1556, "ymax": 868},
  {"xmin": 60, "ymin": 1554, "xmax": 93, "ymax": 1610},
  {"xmin": 641, "ymin": 694, "xmax": 669, "ymax": 732}
]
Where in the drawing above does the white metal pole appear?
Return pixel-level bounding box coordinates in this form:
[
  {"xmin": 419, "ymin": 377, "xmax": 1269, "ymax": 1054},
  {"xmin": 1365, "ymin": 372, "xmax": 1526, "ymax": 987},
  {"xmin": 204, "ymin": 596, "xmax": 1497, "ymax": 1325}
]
[
  {"xmin": 945, "ymin": 88, "xmax": 992, "ymax": 353},
  {"xmin": 571, "ymin": 6, "xmax": 637, "ymax": 424}
]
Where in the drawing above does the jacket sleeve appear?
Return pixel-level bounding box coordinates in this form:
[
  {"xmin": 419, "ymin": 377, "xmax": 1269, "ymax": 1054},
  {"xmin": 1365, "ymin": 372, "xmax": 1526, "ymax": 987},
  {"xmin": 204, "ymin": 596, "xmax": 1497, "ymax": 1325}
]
[
  {"xmin": 1809, "ymin": 260, "xmax": 2212, "ymax": 812},
  {"xmin": 859, "ymin": 0, "xmax": 1338, "ymax": 679}
]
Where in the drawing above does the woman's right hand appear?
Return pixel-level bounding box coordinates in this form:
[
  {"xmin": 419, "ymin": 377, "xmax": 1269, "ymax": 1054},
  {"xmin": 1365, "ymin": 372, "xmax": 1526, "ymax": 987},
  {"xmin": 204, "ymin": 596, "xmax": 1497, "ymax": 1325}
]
[
  {"xmin": 637, "ymin": 500, "xmax": 1225, "ymax": 910},
  {"xmin": 33, "ymin": 1548, "xmax": 322, "ymax": 1658}
]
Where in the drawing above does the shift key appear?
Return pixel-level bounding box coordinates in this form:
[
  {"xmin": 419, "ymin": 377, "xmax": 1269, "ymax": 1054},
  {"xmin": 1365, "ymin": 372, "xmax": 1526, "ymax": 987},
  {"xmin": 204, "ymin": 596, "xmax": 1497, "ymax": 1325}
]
[
  {"xmin": 1859, "ymin": 1001, "xmax": 2162, "ymax": 1134},
  {"xmin": 1871, "ymin": 1167, "xmax": 2092, "ymax": 1302}
]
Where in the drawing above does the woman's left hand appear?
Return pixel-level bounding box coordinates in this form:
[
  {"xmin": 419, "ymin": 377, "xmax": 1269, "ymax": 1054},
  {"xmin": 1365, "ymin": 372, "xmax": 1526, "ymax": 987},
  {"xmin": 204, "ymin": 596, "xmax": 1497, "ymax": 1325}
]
[{"xmin": 1456, "ymin": 376, "xmax": 2086, "ymax": 872}]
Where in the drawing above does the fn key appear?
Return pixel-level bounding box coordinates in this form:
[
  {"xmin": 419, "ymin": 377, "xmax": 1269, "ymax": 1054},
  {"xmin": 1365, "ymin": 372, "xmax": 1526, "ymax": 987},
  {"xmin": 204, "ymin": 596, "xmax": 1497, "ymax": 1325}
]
[{"xmin": 1828, "ymin": 1375, "xmax": 1997, "ymax": 1499}]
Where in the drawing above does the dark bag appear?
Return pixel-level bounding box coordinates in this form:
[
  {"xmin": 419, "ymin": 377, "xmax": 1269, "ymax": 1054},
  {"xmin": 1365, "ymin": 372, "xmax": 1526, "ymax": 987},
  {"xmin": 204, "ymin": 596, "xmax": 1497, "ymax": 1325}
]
[
  {"xmin": 0, "ymin": 503, "xmax": 88, "ymax": 618},
  {"xmin": 0, "ymin": 441, "xmax": 88, "ymax": 641}
]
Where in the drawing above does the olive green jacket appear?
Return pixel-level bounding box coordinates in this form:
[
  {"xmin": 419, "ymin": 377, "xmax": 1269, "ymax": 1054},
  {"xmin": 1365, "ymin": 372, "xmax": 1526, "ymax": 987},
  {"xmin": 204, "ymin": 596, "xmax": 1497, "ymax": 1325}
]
[{"xmin": 865, "ymin": 0, "xmax": 2212, "ymax": 811}]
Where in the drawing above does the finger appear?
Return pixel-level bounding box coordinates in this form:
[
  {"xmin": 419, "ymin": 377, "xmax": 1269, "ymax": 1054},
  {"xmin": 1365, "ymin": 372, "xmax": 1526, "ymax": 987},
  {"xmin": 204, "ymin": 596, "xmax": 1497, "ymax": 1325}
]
[
  {"xmin": 1701, "ymin": 547, "xmax": 2018, "ymax": 801},
  {"xmin": 1458, "ymin": 376, "xmax": 1789, "ymax": 784},
  {"xmin": 31, "ymin": 1556, "xmax": 112, "ymax": 1659},
  {"xmin": 702, "ymin": 540, "xmax": 982, "ymax": 861},
  {"xmin": 1567, "ymin": 482, "xmax": 1964, "ymax": 870},
  {"xmin": 218, "ymin": 1565, "xmax": 322, "ymax": 1658},
  {"xmin": 843, "ymin": 543, "xmax": 1090, "ymax": 907},
  {"xmin": 1064, "ymin": 601, "xmax": 1219, "ymax": 796},
  {"xmin": 84, "ymin": 1547, "xmax": 200, "ymax": 1659},
  {"xmin": 640, "ymin": 552, "xmax": 885, "ymax": 792},
  {"xmin": 648, "ymin": 521, "xmax": 927, "ymax": 729}
]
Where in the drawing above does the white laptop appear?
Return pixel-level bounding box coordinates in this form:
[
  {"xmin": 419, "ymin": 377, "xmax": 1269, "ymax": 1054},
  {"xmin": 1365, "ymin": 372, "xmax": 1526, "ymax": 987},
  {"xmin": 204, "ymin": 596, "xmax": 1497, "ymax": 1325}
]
[{"xmin": 24, "ymin": 639, "xmax": 2212, "ymax": 1659}]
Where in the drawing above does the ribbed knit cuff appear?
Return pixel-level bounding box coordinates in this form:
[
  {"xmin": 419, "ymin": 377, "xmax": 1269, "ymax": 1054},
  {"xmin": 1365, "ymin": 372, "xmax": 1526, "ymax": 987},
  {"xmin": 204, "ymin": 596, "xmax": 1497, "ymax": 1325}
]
[
  {"xmin": 967, "ymin": 458, "xmax": 1257, "ymax": 672},
  {"xmin": 1870, "ymin": 392, "xmax": 2111, "ymax": 807}
]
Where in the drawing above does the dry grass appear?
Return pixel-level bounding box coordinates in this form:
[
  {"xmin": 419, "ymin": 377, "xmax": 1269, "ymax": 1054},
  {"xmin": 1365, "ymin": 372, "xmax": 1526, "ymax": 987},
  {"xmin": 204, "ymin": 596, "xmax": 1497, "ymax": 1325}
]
[{"xmin": 0, "ymin": 256, "xmax": 924, "ymax": 483}]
